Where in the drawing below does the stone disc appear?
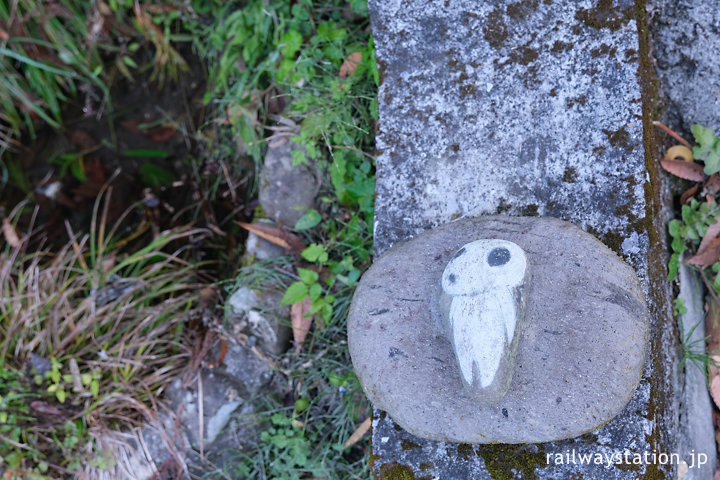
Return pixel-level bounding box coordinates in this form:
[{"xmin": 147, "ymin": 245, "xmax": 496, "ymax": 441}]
[{"xmin": 348, "ymin": 216, "xmax": 648, "ymax": 444}]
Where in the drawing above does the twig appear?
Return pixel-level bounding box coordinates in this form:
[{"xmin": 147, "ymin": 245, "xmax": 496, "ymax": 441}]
[
  {"xmin": 198, "ymin": 371, "xmax": 204, "ymax": 459},
  {"xmin": 653, "ymin": 121, "xmax": 692, "ymax": 148}
]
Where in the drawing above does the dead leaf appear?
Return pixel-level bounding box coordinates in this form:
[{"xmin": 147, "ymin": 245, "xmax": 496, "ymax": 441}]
[
  {"xmin": 69, "ymin": 130, "xmax": 96, "ymax": 151},
  {"xmin": 680, "ymin": 183, "xmax": 700, "ymax": 205},
  {"xmin": 697, "ymin": 218, "xmax": 720, "ymax": 254},
  {"xmin": 70, "ymin": 157, "xmax": 106, "ymax": 199},
  {"xmin": 0, "ymin": 29, "xmax": 9, "ymax": 40},
  {"xmin": 235, "ymin": 221, "xmax": 305, "ymax": 252},
  {"xmin": 678, "ymin": 460, "xmax": 689, "ymax": 479},
  {"xmin": 339, "ymin": 52, "xmax": 363, "ymax": 79},
  {"xmin": 714, "ymin": 469, "xmax": 720, "ymax": 480},
  {"xmin": 146, "ymin": 125, "xmax": 176, "ymax": 142},
  {"xmin": 659, "ymin": 158, "xmax": 705, "ymax": 182},
  {"xmin": 30, "ymin": 401, "xmax": 62, "ymax": 416},
  {"xmin": 685, "ymin": 237, "xmax": 720, "ymax": 267},
  {"xmin": 707, "ymin": 174, "xmax": 720, "ymax": 196},
  {"xmin": 2, "ymin": 217, "xmax": 21, "ymax": 247},
  {"xmin": 291, "ymin": 296, "xmax": 313, "ymax": 353},
  {"xmin": 710, "ymin": 355, "xmax": 720, "ymax": 386},
  {"xmin": 342, "ymin": 417, "xmax": 372, "ymax": 449},
  {"xmin": 711, "ymin": 375, "xmax": 720, "ymax": 410}
]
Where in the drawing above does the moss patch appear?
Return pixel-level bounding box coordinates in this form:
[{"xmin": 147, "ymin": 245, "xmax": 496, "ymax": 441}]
[
  {"xmin": 378, "ymin": 462, "xmax": 432, "ymax": 480},
  {"xmin": 477, "ymin": 444, "xmax": 547, "ymax": 480}
]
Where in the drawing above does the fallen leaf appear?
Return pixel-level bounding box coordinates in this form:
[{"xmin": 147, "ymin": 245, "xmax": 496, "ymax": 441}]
[
  {"xmin": 291, "ymin": 296, "xmax": 313, "ymax": 353},
  {"xmin": 0, "ymin": 29, "xmax": 9, "ymax": 40},
  {"xmin": 707, "ymin": 174, "xmax": 720, "ymax": 196},
  {"xmin": 30, "ymin": 400, "xmax": 62, "ymax": 415},
  {"xmin": 714, "ymin": 469, "xmax": 720, "ymax": 480},
  {"xmin": 69, "ymin": 130, "xmax": 96, "ymax": 151},
  {"xmin": 343, "ymin": 417, "xmax": 372, "ymax": 449},
  {"xmin": 70, "ymin": 157, "xmax": 106, "ymax": 199},
  {"xmin": 235, "ymin": 221, "xmax": 305, "ymax": 252},
  {"xmin": 659, "ymin": 158, "xmax": 705, "ymax": 182},
  {"xmin": 678, "ymin": 460, "xmax": 689, "ymax": 479},
  {"xmin": 146, "ymin": 125, "xmax": 176, "ymax": 142},
  {"xmin": 120, "ymin": 119, "xmax": 142, "ymax": 133},
  {"xmin": 2, "ymin": 218, "xmax": 21, "ymax": 247},
  {"xmin": 710, "ymin": 355, "xmax": 720, "ymax": 386},
  {"xmin": 680, "ymin": 183, "xmax": 699, "ymax": 205},
  {"xmin": 697, "ymin": 218, "xmax": 720, "ymax": 254},
  {"xmin": 685, "ymin": 237, "xmax": 720, "ymax": 267},
  {"xmin": 712, "ymin": 375, "xmax": 720, "ymax": 410},
  {"xmin": 339, "ymin": 51, "xmax": 363, "ymax": 78}
]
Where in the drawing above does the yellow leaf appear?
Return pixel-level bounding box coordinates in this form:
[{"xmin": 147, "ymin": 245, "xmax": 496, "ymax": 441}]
[{"xmin": 342, "ymin": 417, "xmax": 372, "ymax": 449}]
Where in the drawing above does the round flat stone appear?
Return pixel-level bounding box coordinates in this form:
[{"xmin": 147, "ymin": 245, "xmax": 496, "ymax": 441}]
[{"xmin": 348, "ymin": 216, "xmax": 648, "ymax": 444}]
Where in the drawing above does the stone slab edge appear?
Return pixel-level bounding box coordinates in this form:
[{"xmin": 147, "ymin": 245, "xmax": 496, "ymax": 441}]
[
  {"xmin": 365, "ymin": 0, "xmax": 681, "ymax": 478},
  {"xmin": 677, "ymin": 263, "xmax": 716, "ymax": 480}
]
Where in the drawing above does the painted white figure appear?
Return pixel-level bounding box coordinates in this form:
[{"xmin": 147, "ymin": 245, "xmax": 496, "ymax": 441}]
[{"xmin": 441, "ymin": 239, "xmax": 528, "ymax": 402}]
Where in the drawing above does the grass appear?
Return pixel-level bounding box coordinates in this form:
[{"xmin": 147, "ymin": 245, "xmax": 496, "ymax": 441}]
[
  {"xmin": 0, "ymin": 0, "xmax": 377, "ymax": 477},
  {"xmin": 0, "ymin": 190, "xmax": 214, "ymax": 477}
]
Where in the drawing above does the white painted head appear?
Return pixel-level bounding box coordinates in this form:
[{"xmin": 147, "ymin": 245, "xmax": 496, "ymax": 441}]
[
  {"xmin": 442, "ymin": 239, "xmax": 527, "ymax": 295},
  {"xmin": 441, "ymin": 239, "xmax": 528, "ymax": 398}
]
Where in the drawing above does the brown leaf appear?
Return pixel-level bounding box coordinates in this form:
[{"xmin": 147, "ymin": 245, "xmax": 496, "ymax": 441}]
[
  {"xmin": 680, "ymin": 184, "xmax": 700, "ymax": 205},
  {"xmin": 2, "ymin": 218, "xmax": 21, "ymax": 248},
  {"xmin": 659, "ymin": 158, "xmax": 705, "ymax": 182},
  {"xmin": 291, "ymin": 296, "xmax": 313, "ymax": 354},
  {"xmin": 339, "ymin": 52, "xmax": 363, "ymax": 79},
  {"xmin": 714, "ymin": 469, "xmax": 720, "ymax": 480},
  {"xmin": 70, "ymin": 157, "xmax": 106, "ymax": 199},
  {"xmin": 698, "ymin": 218, "xmax": 720, "ymax": 254},
  {"xmin": 342, "ymin": 417, "xmax": 372, "ymax": 449},
  {"xmin": 30, "ymin": 401, "xmax": 62, "ymax": 416},
  {"xmin": 69, "ymin": 130, "xmax": 96, "ymax": 151},
  {"xmin": 707, "ymin": 174, "xmax": 720, "ymax": 196},
  {"xmin": 711, "ymin": 375, "xmax": 720, "ymax": 410},
  {"xmin": 147, "ymin": 125, "xmax": 176, "ymax": 142},
  {"xmin": 685, "ymin": 237, "xmax": 720, "ymax": 267},
  {"xmin": 235, "ymin": 221, "xmax": 305, "ymax": 252},
  {"xmin": 120, "ymin": 119, "xmax": 142, "ymax": 133}
]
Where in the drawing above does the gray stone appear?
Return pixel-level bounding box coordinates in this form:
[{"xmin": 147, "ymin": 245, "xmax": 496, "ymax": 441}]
[
  {"xmin": 649, "ymin": 0, "xmax": 720, "ymax": 131},
  {"xmin": 161, "ymin": 339, "xmax": 272, "ymax": 451},
  {"xmin": 677, "ymin": 263, "xmax": 716, "ymax": 479},
  {"xmin": 227, "ymin": 286, "xmax": 291, "ymax": 356},
  {"xmin": 349, "ymin": 216, "xmax": 648, "ymax": 444},
  {"xmin": 365, "ymin": 0, "xmax": 683, "ymax": 477},
  {"xmin": 258, "ymin": 140, "xmax": 319, "ymax": 227}
]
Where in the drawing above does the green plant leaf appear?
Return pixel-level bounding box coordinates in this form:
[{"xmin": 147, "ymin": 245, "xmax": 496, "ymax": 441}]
[
  {"xmin": 301, "ymin": 244, "xmax": 326, "ymax": 262},
  {"xmin": 294, "ymin": 209, "xmax": 322, "ymax": 230},
  {"xmin": 123, "ymin": 149, "xmax": 169, "ymax": 158},
  {"xmin": 139, "ymin": 162, "xmax": 176, "ymax": 187},
  {"xmin": 280, "ymin": 281, "xmax": 308, "ymax": 305},
  {"xmin": 297, "ymin": 268, "xmax": 319, "ymax": 285}
]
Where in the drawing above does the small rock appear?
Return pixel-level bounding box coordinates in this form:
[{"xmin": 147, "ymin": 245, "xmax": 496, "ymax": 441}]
[
  {"xmin": 227, "ymin": 286, "xmax": 291, "ymax": 356},
  {"xmin": 258, "ymin": 140, "xmax": 319, "ymax": 227},
  {"xmin": 349, "ymin": 216, "xmax": 648, "ymax": 444}
]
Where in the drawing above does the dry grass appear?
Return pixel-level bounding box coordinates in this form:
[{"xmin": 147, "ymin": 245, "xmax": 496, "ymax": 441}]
[{"xmin": 0, "ymin": 190, "xmax": 214, "ymax": 479}]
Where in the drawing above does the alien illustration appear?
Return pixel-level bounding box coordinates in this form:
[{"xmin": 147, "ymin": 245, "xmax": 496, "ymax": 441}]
[{"xmin": 440, "ymin": 239, "xmax": 528, "ymax": 402}]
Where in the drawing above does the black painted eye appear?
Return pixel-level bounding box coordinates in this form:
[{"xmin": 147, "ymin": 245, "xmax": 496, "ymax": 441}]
[{"xmin": 487, "ymin": 247, "xmax": 511, "ymax": 266}]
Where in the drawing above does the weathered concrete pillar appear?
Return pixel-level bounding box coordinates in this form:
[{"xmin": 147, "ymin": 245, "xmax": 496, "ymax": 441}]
[{"xmin": 355, "ymin": 0, "xmax": 713, "ymax": 477}]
